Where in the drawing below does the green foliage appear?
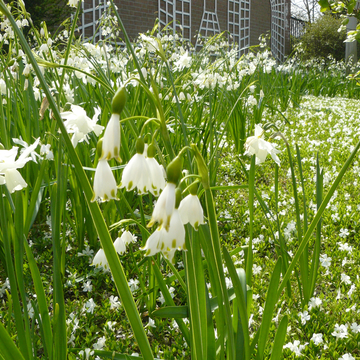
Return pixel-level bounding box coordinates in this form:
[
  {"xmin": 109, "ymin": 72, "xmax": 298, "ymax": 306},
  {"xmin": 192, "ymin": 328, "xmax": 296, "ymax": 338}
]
[
  {"xmin": 297, "ymin": 13, "xmax": 346, "ymax": 61},
  {"xmin": 23, "ymin": 0, "xmax": 70, "ymax": 32}
]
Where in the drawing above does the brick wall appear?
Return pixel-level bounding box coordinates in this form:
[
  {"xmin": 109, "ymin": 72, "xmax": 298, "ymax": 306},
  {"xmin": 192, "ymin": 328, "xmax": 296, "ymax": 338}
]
[
  {"xmin": 114, "ymin": 0, "xmax": 158, "ymax": 40},
  {"xmin": 250, "ymin": 0, "xmax": 271, "ymax": 47},
  {"xmin": 85, "ymin": 0, "xmax": 291, "ymax": 55}
]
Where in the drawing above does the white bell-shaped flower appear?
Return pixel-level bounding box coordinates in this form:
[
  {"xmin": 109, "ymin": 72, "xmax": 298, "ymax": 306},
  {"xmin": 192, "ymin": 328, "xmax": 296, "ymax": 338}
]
[
  {"xmin": 245, "ymin": 124, "xmax": 281, "ymax": 165},
  {"xmin": 147, "ymin": 182, "xmax": 176, "ymax": 230},
  {"xmin": 100, "ymin": 113, "xmax": 121, "ymax": 161},
  {"xmin": 121, "ymin": 138, "xmax": 152, "ymax": 193},
  {"xmin": 92, "ymin": 248, "xmax": 109, "ymax": 270},
  {"xmin": 2, "ymin": 168, "xmax": 28, "ymax": 193},
  {"xmin": 142, "ymin": 209, "xmax": 185, "ymax": 263},
  {"xmin": 159, "ymin": 209, "xmax": 185, "ymax": 262},
  {"xmin": 121, "ymin": 155, "xmax": 151, "ymax": 194},
  {"xmin": 113, "ymin": 236, "xmax": 126, "ymax": 255},
  {"xmin": 141, "ymin": 227, "xmax": 163, "ymax": 257},
  {"xmin": 147, "ymin": 156, "xmax": 182, "ymax": 230},
  {"xmin": 121, "ymin": 230, "xmax": 137, "ymax": 245},
  {"xmin": 92, "ymin": 159, "xmax": 117, "ymax": 202},
  {"xmin": 146, "ymin": 144, "xmax": 165, "ymax": 196},
  {"xmin": 178, "ymin": 194, "xmax": 205, "ymax": 230}
]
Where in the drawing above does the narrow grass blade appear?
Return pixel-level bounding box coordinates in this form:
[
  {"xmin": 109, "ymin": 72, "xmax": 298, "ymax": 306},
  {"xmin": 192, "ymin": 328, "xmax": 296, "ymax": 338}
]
[
  {"xmin": 0, "ymin": 321, "xmax": 25, "ymax": 360},
  {"xmin": 269, "ymin": 315, "xmax": 288, "ymax": 360},
  {"xmin": 151, "ymin": 306, "xmax": 189, "ymax": 318},
  {"xmin": 256, "ymin": 258, "xmax": 282, "ymax": 360},
  {"xmin": 23, "ymin": 238, "xmax": 53, "ymax": 359},
  {"xmin": 151, "ymin": 260, "xmax": 190, "ymax": 345},
  {"xmin": 222, "ymin": 246, "xmax": 250, "ymax": 360},
  {"xmin": 278, "ymin": 135, "xmax": 360, "ymax": 299},
  {"xmin": 309, "ymin": 154, "xmax": 323, "ymax": 297}
]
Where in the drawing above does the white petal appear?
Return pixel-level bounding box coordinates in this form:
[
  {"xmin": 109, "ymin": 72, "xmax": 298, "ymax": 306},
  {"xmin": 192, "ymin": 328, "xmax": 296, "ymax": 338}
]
[
  {"xmin": 101, "ymin": 113, "xmax": 120, "ymax": 161},
  {"xmin": 178, "ymin": 194, "xmax": 205, "ymax": 230},
  {"xmin": 146, "ymin": 157, "xmax": 166, "ymax": 196},
  {"xmin": 113, "ymin": 237, "xmax": 126, "ymax": 255},
  {"xmin": 92, "ymin": 248, "xmax": 109, "ymax": 269},
  {"xmin": 4, "ymin": 169, "xmax": 28, "ymax": 193},
  {"xmin": 92, "ymin": 160, "xmax": 117, "ymax": 202}
]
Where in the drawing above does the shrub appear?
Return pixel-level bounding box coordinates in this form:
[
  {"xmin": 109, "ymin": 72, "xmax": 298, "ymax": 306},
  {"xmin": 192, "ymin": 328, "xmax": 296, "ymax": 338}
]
[
  {"xmin": 24, "ymin": 0, "xmax": 71, "ymax": 33},
  {"xmin": 298, "ymin": 13, "xmax": 346, "ymax": 61}
]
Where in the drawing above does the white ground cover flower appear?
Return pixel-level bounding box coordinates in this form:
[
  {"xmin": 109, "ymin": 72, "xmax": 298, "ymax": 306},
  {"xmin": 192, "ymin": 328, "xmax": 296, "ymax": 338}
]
[
  {"xmin": 283, "ymin": 340, "xmax": 308, "ymax": 356},
  {"xmin": 298, "ymin": 310, "xmax": 310, "ymax": 325},
  {"xmin": 308, "ymin": 297, "xmax": 322, "ymax": 310},
  {"xmin": 92, "ymin": 159, "xmax": 117, "ymax": 202},
  {"xmin": 0, "ymin": 138, "xmax": 39, "ymax": 193},
  {"xmin": 61, "ymin": 105, "xmax": 103, "ymax": 148},
  {"xmin": 338, "ymin": 354, "xmax": 355, "ymax": 360},
  {"xmin": 244, "ymin": 124, "xmax": 281, "ymax": 165},
  {"xmin": 109, "ymin": 295, "xmax": 121, "ymax": 310},
  {"xmin": 310, "ymin": 333, "xmax": 323, "ymax": 345},
  {"xmin": 332, "ymin": 324, "xmax": 348, "ymax": 339},
  {"xmin": 83, "ymin": 298, "xmax": 96, "ymax": 314}
]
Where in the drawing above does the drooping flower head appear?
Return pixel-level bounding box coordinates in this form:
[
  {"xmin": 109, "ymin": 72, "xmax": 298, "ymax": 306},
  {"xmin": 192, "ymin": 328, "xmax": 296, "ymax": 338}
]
[
  {"xmin": 245, "ymin": 124, "xmax": 281, "ymax": 165},
  {"xmin": 91, "ymin": 157, "xmax": 117, "ymax": 202},
  {"xmin": 147, "ymin": 156, "xmax": 182, "ymax": 231},
  {"xmin": 178, "ymin": 183, "xmax": 205, "ymax": 230},
  {"xmin": 146, "ymin": 144, "xmax": 166, "ymax": 196},
  {"xmin": 142, "ymin": 188, "xmax": 185, "ymax": 263},
  {"xmin": 120, "ymin": 137, "xmax": 151, "ymax": 194},
  {"xmin": 100, "ymin": 87, "xmax": 126, "ymax": 161}
]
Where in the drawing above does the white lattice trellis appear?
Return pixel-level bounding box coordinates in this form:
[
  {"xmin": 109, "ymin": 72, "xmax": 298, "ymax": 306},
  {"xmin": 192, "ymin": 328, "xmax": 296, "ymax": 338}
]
[
  {"xmin": 227, "ymin": 0, "xmax": 250, "ymax": 54},
  {"xmin": 196, "ymin": 0, "xmax": 221, "ymax": 49},
  {"xmin": 158, "ymin": 0, "xmax": 191, "ymax": 40},
  {"xmin": 270, "ymin": 0, "xmax": 288, "ymax": 62},
  {"xmin": 76, "ymin": 0, "xmax": 109, "ymax": 42}
]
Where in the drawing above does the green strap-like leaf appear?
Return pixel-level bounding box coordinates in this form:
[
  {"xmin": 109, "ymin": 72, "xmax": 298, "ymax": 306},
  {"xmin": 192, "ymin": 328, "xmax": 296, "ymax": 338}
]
[
  {"xmin": 256, "ymin": 258, "xmax": 282, "ymax": 360},
  {"xmin": 151, "ymin": 306, "xmax": 189, "ymax": 319},
  {"xmin": 269, "ymin": 315, "xmax": 288, "ymax": 360},
  {"xmin": 0, "ymin": 321, "xmax": 25, "ymax": 360}
]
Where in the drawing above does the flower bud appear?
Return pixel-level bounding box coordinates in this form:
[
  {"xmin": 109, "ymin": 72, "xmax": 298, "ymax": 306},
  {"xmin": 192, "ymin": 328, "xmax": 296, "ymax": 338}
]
[
  {"xmin": 175, "ymin": 188, "xmax": 182, "ymax": 209},
  {"xmin": 166, "ymin": 156, "xmax": 182, "ymax": 184},
  {"xmin": 96, "ymin": 139, "xmax": 103, "ymax": 158},
  {"xmin": 111, "ymin": 87, "xmax": 126, "ymax": 115},
  {"xmin": 147, "ymin": 143, "xmax": 156, "ymax": 158},
  {"xmin": 135, "ymin": 137, "xmax": 145, "ymax": 154}
]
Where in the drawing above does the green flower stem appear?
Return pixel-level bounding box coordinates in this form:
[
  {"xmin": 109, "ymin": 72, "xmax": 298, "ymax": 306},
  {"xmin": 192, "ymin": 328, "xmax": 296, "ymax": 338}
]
[
  {"xmin": 277, "ymin": 136, "xmax": 360, "ymax": 299},
  {"xmin": 204, "ymin": 187, "xmax": 235, "ymax": 359},
  {"xmin": 246, "ymin": 155, "xmax": 255, "ymax": 287},
  {"xmin": 184, "ymin": 232, "xmax": 205, "ymax": 360},
  {"xmin": 0, "ymin": 4, "xmax": 154, "ymax": 359},
  {"xmin": 283, "ymin": 138, "xmax": 309, "ymax": 303},
  {"xmin": 0, "ymin": 189, "xmax": 30, "ymax": 359},
  {"xmin": 33, "ymin": 56, "xmax": 113, "ymax": 93},
  {"xmin": 58, "ymin": 0, "xmax": 82, "ymax": 101}
]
